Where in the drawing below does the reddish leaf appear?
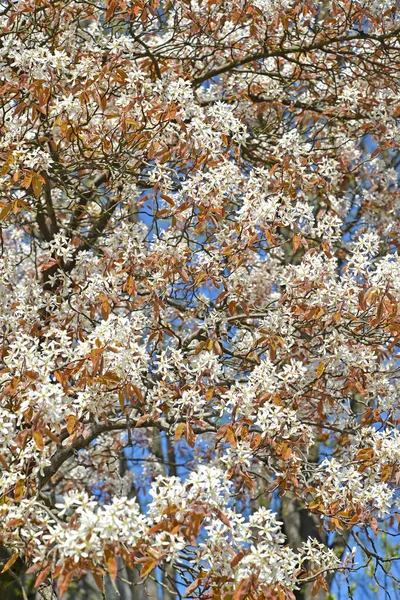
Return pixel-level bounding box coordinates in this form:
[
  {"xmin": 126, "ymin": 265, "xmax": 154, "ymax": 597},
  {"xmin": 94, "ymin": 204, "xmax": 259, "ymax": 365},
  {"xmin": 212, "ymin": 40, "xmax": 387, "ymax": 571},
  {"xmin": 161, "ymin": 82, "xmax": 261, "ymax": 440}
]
[
  {"xmin": 370, "ymin": 517, "xmax": 379, "ymax": 536},
  {"xmin": 311, "ymin": 578, "xmax": 321, "ymax": 597},
  {"xmin": 233, "ymin": 577, "xmax": 252, "ymax": 600},
  {"xmin": 1, "ymin": 552, "xmax": 19, "ymax": 574},
  {"xmin": 43, "ymin": 428, "xmax": 62, "ymax": 445},
  {"xmin": 184, "ymin": 578, "xmax": 200, "ymax": 597},
  {"xmin": 136, "ymin": 413, "xmax": 151, "ymax": 427},
  {"xmin": 214, "ymin": 507, "xmax": 231, "ymax": 528},
  {"xmin": 230, "ymin": 549, "xmax": 248, "ymax": 568},
  {"xmin": 106, "ymin": 554, "xmax": 118, "ymax": 580},
  {"xmin": 34, "ymin": 566, "xmax": 51, "ymax": 588},
  {"xmin": 93, "ymin": 571, "xmax": 103, "ymax": 590},
  {"xmin": 5, "ymin": 519, "xmax": 22, "ymax": 528},
  {"xmin": 225, "ymin": 425, "xmax": 237, "ymax": 448},
  {"xmin": 185, "ymin": 423, "xmax": 196, "ymax": 448},
  {"xmin": 58, "ymin": 569, "xmax": 73, "ymax": 597}
]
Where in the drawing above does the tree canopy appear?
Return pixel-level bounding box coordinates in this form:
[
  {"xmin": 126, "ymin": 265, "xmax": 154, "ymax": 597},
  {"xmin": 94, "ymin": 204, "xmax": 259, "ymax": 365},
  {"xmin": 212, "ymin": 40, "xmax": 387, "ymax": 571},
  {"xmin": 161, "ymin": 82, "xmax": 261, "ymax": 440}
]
[{"xmin": 1, "ymin": 0, "xmax": 400, "ymax": 598}]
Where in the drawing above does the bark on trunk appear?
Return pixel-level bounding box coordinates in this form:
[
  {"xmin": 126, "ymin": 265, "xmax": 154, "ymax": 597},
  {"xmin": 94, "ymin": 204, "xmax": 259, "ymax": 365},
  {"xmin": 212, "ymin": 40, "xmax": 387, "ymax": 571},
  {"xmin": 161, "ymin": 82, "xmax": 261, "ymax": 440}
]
[{"xmin": 280, "ymin": 494, "xmax": 327, "ymax": 600}]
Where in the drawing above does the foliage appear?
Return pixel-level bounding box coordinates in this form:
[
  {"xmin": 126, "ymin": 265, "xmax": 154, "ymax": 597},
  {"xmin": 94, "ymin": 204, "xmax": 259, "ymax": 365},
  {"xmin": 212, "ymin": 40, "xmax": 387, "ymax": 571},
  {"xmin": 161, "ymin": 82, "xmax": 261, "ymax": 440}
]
[{"xmin": 0, "ymin": 0, "xmax": 400, "ymax": 598}]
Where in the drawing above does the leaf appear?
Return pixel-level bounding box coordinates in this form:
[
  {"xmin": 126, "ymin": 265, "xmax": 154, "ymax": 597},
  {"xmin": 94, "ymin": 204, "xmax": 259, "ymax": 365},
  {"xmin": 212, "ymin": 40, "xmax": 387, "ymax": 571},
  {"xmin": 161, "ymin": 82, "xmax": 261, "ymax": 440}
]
[
  {"xmin": 184, "ymin": 578, "xmax": 200, "ymax": 597},
  {"xmin": 214, "ymin": 507, "xmax": 231, "ymax": 528},
  {"xmin": 230, "ymin": 549, "xmax": 248, "ymax": 568},
  {"xmin": 40, "ymin": 258, "xmax": 58, "ymax": 272},
  {"xmin": 147, "ymin": 521, "xmax": 167, "ymax": 535},
  {"xmin": 395, "ymin": 513, "xmax": 400, "ymax": 531},
  {"xmin": 213, "ymin": 340, "xmax": 223, "ymax": 355},
  {"xmin": 280, "ymin": 443, "xmax": 292, "ymax": 461},
  {"xmin": 34, "ymin": 566, "xmax": 51, "ymax": 588},
  {"xmin": 180, "ymin": 268, "xmax": 189, "ymax": 283},
  {"xmin": 225, "ymin": 425, "xmax": 237, "ymax": 448},
  {"xmin": 240, "ymin": 471, "xmax": 256, "ymax": 490},
  {"xmin": 58, "ymin": 569, "xmax": 73, "ymax": 597},
  {"xmin": 293, "ymin": 234, "xmax": 301, "ymax": 252},
  {"xmin": 195, "ymin": 341, "xmax": 206, "ymax": 355},
  {"xmin": 205, "ymin": 387, "xmax": 214, "ymax": 403},
  {"xmin": 140, "ymin": 559, "xmax": 157, "ymax": 578},
  {"xmin": 126, "ymin": 274, "xmax": 135, "ymax": 295},
  {"xmin": 25, "ymin": 370, "xmax": 39, "ymax": 381},
  {"xmin": 66, "ymin": 415, "xmax": 76, "ymax": 434},
  {"xmin": 106, "ymin": 554, "xmax": 118, "ymax": 580},
  {"xmin": 228, "ymin": 300, "xmax": 236, "ymax": 315},
  {"xmin": 185, "ymin": 423, "xmax": 196, "ymax": 448},
  {"xmin": 311, "ymin": 575, "xmax": 328, "ymax": 596},
  {"xmin": 22, "ymin": 171, "xmax": 33, "ymax": 189},
  {"xmin": 381, "ymin": 463, "xmax": 391, "ymax": 482},
  {"xmin": 232, "ymin": 577, "xmax": 252, "ymax": 600},
  {"xmin": 175, "ymin": 423, "xmax": 185, "ymax": 441},
  {"xmin": 370, "ymin": 517, "xmax": 379, "ymax": 536},
  {"xmin": 356, "ymin": 447, "xmax": 374, "ymax": 462},
  {"xmin": 132, "ymin": 385, "xmax": 144, "ymax": 403},
  {"xmin": 43, "ymin": 428, "xmax": 62, "ymax": 445},
  {"xmin": 0, "ymin": 204, "xmax": 12, "ymax": 222},
  {"xmin": 136, "ymin": 413, "xmax": 151, "ymax": 427},
  {"xmin": 160, "ymin": 194, "xmax": 175, "ymax": 206},
  {"xmin": 101, "ymin": 296, "xmax": 110, "ymax": 320},
  {"xmin": 93, "ymin": 571, "xmax": 103, "ymax": 590},
  {"xmin": 316, "ymin": 362, "xmax": 325, "ymax": 378},
  {"xmin": 1, "ymin": 552, "xmax": 19, "ymax": 574},
  {"xmin": 32, "ymin": 172, "xmax": 45, "ymax": 198},
  {"xmin": 5, "ymin": 519, "xmax": 22, "ymax": 528},
  {"xmin": 311, "ymin": 578, "xmax": 321, "ymax": 597},
  {"xmin": 14, "ymin": 479, "xmax": 24, "ymax": 502},
  {"xmin": 33, "ymin": 430, "xmax": 45, "ymax": 451}
]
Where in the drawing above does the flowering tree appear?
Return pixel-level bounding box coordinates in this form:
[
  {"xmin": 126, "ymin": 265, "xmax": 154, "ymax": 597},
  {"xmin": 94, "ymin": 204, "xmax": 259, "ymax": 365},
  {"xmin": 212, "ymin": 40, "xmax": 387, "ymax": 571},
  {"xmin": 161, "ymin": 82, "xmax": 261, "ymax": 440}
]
[{"xmin": 1, "ymin": 0, "xmax": 400, "ymax": 598}]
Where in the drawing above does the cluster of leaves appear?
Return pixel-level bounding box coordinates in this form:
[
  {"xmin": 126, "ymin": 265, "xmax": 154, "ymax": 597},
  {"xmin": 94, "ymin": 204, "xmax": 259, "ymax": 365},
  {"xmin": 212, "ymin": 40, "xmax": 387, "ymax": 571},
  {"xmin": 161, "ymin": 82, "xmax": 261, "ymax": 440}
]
[{"xmin": 0, "ymin": 0, "xmax": 400, "ymax": 598}]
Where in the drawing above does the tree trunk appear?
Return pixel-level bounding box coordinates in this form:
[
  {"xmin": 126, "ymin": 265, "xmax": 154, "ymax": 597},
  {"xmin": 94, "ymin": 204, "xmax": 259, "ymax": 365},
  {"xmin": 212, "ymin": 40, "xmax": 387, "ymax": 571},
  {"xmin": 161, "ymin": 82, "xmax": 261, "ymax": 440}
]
[{"xmin": 280, "ymin": 494, "xmax": 327, "ymax": 600}]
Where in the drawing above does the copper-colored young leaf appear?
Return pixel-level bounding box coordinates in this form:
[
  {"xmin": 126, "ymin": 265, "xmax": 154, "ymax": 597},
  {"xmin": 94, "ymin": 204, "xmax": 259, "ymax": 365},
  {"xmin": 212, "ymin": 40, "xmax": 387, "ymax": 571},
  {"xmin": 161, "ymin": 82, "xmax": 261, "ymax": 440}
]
[
  {"xmin": 184, "ymin": 578, "xmax": 200, "ymax": 597},
  {"xmin": 214, "ymin": 507, "xmax": 231, "ymax": 528},
  {"xmin": 232, "ymin": 577, "xmax": 252, "ymax": 600},
  {"xmin": 1, "ymin": 552, "xmax": 19, "ymax": 574},
  {"xmin": 106, "ymin": 554, "xmax": 118, "ymax": 580},
  {"xmin": 370, "ymin": 517, "xmax": 379, "ymax": 536},
  {"xmin": 136, "ymin": 413, "xmax": 151, "ymax": 427},
  {"xmin": 185, "ymin": 422, "xmax": 196, "ymax": 448},
  {"xmin": 58, "ymin": 569, "xmax": 73, "ymax": 598},
  {"xmin": 230, "ymin": 549, "xmax": 248, "ymax": 568},
  {"xmin": 311, "ymin": 578, "xmax": 321, "ymax": 597},
  {"xmin": 34, "ymin": 566, "xmax": 52, "ymax": 588}
]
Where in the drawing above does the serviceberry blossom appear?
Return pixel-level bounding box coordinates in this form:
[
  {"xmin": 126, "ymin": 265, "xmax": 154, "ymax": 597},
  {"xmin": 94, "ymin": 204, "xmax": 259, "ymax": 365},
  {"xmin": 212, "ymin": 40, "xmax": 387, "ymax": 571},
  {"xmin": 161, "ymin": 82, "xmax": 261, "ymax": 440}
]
[{"xmin": 0, "ymin": 1, "xmax": 400, "ymax": 598}]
